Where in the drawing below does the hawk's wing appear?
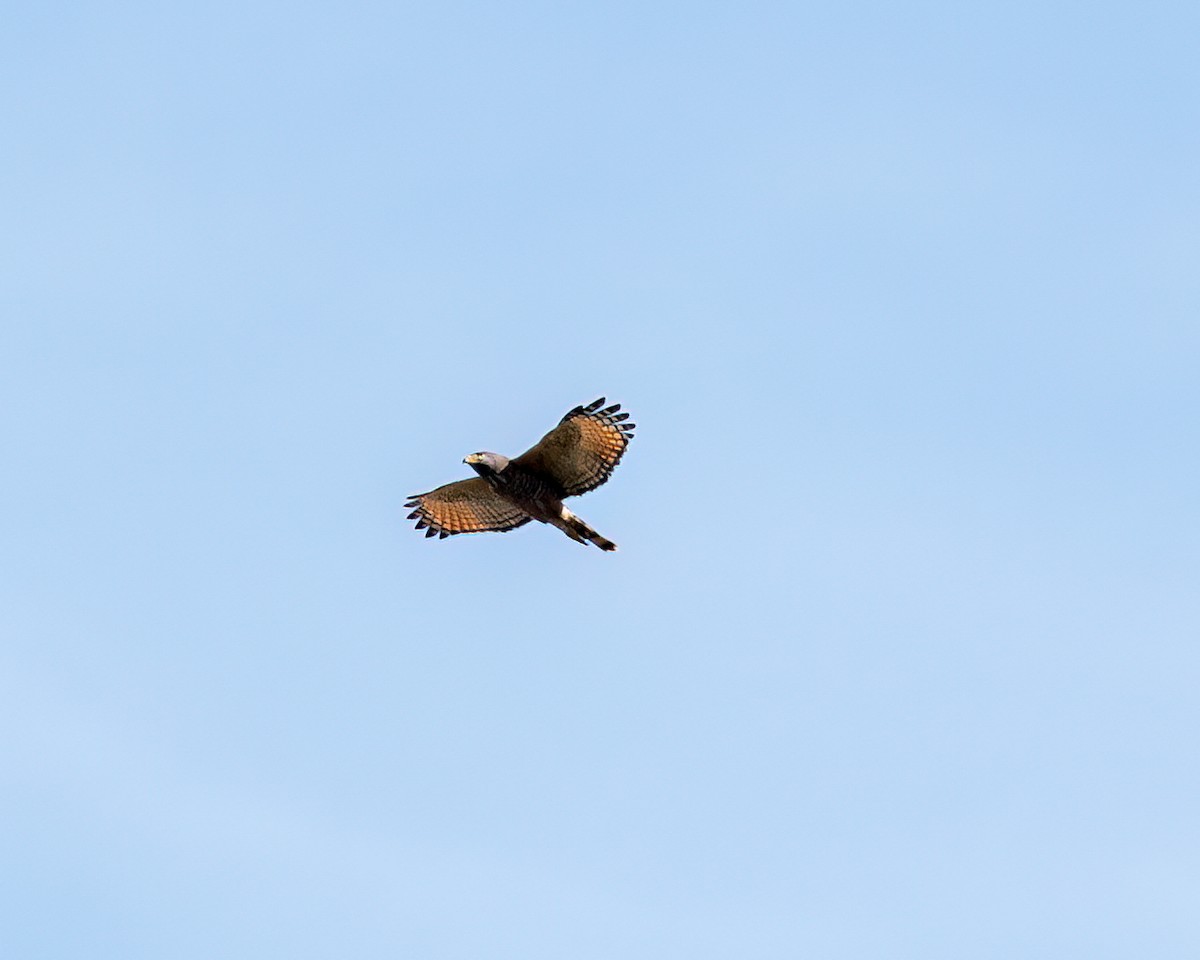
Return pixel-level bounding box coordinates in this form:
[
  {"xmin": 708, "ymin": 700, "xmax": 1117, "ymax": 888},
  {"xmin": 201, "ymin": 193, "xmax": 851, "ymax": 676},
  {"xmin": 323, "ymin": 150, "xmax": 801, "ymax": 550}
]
[
  {"xmin": 405, "ymin": 478, "xmax": 532, "ymax": 538},
  {"xmin": 513, "ymin": 397, "xmax": 635, "ymax": 497}
]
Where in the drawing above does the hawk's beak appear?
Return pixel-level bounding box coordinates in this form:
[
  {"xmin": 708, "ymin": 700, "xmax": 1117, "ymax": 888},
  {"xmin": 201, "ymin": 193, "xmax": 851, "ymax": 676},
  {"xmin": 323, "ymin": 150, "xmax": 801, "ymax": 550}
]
[{"xmin": 463, "ymin": 454, "xmax": 477, "ymax": 465}]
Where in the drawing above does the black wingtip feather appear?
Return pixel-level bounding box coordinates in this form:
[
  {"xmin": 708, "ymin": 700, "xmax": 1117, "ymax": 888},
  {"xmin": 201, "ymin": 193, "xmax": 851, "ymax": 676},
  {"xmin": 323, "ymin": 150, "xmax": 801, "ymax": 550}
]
[{"xmin": 425, "ymin": 527, "xmax": 437, "ymax": 538}]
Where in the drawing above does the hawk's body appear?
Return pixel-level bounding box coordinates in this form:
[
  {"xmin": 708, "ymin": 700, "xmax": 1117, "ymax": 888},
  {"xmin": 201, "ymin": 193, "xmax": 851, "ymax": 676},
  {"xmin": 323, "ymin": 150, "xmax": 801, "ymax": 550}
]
[{"xmin": 405, "ymin": 398, "xmax": 635, "ymax": 551}]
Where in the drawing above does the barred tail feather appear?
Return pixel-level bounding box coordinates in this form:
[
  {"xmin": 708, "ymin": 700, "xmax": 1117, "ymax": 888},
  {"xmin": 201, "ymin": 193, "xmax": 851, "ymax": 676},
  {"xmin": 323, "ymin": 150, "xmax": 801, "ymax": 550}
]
[
  {"xmin": 560, "ymin": 507, "xmax": 618, "ymax": 552},
  {"xmin": 587, "ymin": 530, "xmax": 618, "ymax": 552}
]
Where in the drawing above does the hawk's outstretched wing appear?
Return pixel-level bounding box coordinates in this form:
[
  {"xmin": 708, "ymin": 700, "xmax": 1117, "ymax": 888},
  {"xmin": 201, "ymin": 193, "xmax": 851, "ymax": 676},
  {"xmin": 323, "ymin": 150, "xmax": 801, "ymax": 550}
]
[
  {"xmin": 404, "ymin": 478, "xmax": 532, "ymax": 538},
  {"xmin": 513, "ymin": 397, "xmax": 635, "ymax": 497}
]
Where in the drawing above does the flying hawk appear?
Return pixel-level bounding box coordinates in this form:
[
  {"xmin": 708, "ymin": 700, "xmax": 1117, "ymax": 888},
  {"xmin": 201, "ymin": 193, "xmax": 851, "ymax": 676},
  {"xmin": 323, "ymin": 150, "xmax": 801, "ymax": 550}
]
[{"xmin": 405, "ymin": 398, "xmax": 635, "ymax": 551}]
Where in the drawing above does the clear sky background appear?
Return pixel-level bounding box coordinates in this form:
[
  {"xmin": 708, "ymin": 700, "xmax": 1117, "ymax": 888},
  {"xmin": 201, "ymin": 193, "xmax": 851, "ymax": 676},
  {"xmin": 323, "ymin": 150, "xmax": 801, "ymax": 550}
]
[{"xmin": 2, "ymin": 2, "xmax": 1198, "ymax": 957}]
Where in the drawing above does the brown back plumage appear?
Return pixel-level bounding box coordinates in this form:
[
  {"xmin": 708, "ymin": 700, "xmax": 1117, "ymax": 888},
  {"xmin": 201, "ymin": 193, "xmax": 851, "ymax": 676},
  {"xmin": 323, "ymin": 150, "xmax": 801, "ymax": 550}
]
[{"xmin": 513, "ymin": 398, "xmax": 635, "ymax": 497}]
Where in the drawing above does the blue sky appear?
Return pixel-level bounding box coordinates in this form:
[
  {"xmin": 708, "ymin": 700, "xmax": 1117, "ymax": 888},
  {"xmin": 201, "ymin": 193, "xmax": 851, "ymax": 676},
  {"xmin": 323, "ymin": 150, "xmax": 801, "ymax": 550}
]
[{"xmin": 2, "ymin": 2, "xmax": 1198, "ymax": 957}]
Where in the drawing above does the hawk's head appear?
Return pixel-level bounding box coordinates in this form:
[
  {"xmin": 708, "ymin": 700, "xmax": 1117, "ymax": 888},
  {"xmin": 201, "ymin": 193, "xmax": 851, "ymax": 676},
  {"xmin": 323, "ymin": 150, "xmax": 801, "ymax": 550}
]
[{"xmin": 464, "ymin": 451, "xmax": 509, "ymax": 478}]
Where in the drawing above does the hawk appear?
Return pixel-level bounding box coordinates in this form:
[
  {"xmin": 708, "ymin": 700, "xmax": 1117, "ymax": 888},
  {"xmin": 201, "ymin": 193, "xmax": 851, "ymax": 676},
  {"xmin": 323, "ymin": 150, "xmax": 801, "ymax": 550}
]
[{"xmin": 405, "ymin": 397, "xmax": 635, "ymax": 551}]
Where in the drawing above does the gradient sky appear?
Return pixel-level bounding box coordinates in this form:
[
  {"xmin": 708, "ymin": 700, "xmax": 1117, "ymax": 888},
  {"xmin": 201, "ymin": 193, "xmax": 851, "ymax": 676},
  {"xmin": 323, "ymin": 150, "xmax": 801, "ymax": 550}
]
[{"xmin": 3, "ymin": 2, "xmax": 1198, "ymax": 957}]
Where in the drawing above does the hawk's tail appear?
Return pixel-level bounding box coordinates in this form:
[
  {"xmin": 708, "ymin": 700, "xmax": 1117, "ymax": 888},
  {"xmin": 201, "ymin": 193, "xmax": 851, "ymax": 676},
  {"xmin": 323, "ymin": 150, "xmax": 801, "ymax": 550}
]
[{"xmin": 560, "ymin": 507, "xmax": 618, "ymax": 552}]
